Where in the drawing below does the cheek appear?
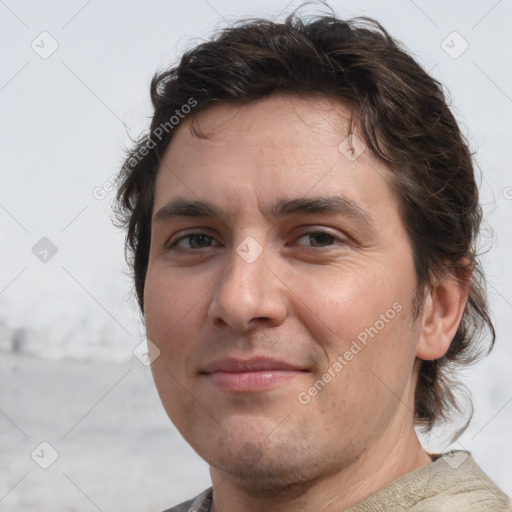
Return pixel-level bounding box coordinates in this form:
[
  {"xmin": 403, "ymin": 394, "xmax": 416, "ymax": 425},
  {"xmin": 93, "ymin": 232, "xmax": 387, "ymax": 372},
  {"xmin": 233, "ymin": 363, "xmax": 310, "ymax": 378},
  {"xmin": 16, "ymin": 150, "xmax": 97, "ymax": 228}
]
[
  {"xmin": 143, "ymin": 266, "xmax": 203, "ymax": 373},
  {"xmin": 290, "ymin": 263, "xmax": 417, "ymax": 393},
  {"xmin": 287, "ymin": 264, "xmax": 403, "ymax": 345},
  {"xmin": 144, "ymin": 269, "xmax": 205, "ymax": 429},
  {"xmin": 144, "ymin": 263, "xmax": 203, "ymax": 333}
]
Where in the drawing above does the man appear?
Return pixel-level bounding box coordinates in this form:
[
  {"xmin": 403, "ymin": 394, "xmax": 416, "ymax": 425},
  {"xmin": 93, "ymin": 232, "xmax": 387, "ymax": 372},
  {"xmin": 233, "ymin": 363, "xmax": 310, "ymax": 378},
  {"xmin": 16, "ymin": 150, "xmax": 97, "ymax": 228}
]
[{"xmin": 115, "ymin": 12, "xmax": 510, "ymax": 512}]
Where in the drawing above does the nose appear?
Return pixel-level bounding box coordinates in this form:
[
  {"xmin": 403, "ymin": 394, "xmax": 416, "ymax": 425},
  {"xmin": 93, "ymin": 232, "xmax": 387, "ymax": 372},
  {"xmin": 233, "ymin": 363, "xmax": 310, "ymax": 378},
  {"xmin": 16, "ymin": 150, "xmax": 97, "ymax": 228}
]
[{"xmin": 207, "ymin": 243, "xmax": 288, "ymax": 332}]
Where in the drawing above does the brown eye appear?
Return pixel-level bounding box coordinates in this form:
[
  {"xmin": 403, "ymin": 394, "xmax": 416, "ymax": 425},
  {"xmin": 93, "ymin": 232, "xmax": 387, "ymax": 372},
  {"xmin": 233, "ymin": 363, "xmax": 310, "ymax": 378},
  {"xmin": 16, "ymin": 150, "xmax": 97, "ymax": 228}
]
[
  {"xmin": 308, "ymin": 233, "xmax": 336, "ymax": 247},
  {"xmin": 171, "ymin": 233, "xmax": 218, "ymax": 250},
  {"xmin": 296, "ymin": 231, "xmax": 339, "ymax": 248}
]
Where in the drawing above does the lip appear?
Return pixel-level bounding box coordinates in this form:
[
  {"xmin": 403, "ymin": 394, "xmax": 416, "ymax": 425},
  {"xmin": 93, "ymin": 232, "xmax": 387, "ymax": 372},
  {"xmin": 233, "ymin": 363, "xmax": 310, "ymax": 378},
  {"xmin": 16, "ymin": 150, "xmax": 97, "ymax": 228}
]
[
  {"xmin": 200, "ymin": 357, "xmax": 307, "ymax": 392},
  {"xmin": 201, "ymin": 357, "xmax": 305, "ymax": 373}
]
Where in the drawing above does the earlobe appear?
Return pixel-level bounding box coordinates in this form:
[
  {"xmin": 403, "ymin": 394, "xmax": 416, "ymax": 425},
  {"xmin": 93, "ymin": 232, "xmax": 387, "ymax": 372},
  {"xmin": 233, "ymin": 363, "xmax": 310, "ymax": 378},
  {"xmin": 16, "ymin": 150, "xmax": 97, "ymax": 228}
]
[{"xmin": 416, "ymin": 274, "xmax": 469, "ymax": 361}]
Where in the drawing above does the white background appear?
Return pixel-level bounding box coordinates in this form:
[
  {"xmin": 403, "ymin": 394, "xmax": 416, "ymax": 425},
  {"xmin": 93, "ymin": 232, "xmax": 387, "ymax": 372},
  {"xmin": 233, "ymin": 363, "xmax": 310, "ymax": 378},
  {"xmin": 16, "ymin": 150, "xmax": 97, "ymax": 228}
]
[{"xmin": 1, "ymin": 0, "xmax": 511, "ymax": 510}]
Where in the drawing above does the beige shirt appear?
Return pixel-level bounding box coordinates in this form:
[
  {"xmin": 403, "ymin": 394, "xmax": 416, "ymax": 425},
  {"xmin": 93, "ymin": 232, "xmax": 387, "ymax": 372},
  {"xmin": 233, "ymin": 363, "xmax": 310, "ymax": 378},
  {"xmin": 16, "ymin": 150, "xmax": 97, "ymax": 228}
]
[{"xmin": 163, "ymin": 451, "xmax": 511, "ymax": 512}]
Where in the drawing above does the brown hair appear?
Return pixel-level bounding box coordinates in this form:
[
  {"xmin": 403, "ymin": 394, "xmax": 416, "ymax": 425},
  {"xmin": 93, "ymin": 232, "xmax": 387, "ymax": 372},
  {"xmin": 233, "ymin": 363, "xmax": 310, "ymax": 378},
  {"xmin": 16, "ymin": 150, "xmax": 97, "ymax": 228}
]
[{"xmin": 115, "ymin": 12, "xmax": 495, "ymax": 434}]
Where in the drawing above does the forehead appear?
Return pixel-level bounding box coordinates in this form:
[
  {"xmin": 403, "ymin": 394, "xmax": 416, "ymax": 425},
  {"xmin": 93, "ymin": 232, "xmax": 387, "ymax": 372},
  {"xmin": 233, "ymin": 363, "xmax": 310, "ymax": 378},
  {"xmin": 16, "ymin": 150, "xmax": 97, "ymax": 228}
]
[
  {"xmin": 154, "ymin": 94, "xmax": 397, "ymax": 220},
  {"xmin": 175, "ymin": 94, "xmax": 354, "ymax": 162}
]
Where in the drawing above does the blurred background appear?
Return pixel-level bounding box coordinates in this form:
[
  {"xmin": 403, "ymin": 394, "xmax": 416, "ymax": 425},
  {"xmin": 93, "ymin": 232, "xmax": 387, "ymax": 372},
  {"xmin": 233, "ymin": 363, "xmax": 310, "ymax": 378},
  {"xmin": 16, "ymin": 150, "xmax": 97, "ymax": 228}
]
[{"xmin": 1, "ymin": 0, "xmax": 511, "ymax": 510}]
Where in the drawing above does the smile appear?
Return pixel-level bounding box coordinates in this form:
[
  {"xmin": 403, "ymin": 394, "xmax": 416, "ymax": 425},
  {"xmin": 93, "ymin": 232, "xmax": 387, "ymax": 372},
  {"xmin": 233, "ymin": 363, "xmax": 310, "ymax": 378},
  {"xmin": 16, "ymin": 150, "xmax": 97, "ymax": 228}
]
[{"xmin": 200, "ymin": 357, "xmax": 307, "ymax": 392}]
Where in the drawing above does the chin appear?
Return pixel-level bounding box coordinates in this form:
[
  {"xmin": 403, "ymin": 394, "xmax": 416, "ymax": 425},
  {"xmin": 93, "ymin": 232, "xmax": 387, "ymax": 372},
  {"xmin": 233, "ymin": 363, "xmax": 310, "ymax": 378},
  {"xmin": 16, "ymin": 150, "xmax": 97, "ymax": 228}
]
[{"xmin": 199, "ymin": 433, "xmax": 334, "ymax": 496}]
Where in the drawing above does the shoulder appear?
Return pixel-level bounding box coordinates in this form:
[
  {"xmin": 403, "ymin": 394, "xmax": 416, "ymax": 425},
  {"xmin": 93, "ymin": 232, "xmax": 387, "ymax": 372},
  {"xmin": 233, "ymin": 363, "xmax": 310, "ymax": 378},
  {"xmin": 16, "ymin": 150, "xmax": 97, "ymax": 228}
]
[
  {"xmin": 160, "ymin": 488, "xmax": 213, "ymax": 512},
  {"xmin": 349, "ymin": 451, "xmax": 510, "ymax": 512},
  {"xmin": 415, "ymin": 451, "xmax": 510, "ymax": 511}
]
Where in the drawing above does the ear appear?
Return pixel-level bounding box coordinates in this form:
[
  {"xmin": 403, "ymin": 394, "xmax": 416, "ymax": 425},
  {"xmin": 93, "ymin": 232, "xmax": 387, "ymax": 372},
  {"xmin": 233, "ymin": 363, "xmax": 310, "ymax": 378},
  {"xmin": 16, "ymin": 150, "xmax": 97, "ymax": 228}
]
[{"xmin": 416, "ymin": 271, "xmax": 469, "ymax": 361}]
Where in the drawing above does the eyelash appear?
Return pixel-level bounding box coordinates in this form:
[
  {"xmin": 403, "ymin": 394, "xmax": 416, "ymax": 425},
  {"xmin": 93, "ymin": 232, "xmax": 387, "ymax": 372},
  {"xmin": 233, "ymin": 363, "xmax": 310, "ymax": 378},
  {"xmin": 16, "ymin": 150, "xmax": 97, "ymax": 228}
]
[
  {"xmin": 168, "ymin": 233, "xmax": 220, "ymax": 251},
  {"xmin": 167, "ymin": 229, "xmax": 348, "ymax": 252}
]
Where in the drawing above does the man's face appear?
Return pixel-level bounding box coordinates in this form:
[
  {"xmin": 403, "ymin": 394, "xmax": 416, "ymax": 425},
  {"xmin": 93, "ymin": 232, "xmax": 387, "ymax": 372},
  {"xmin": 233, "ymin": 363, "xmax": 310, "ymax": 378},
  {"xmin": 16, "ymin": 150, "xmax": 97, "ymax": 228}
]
[{"xmin": 144, "ymin": 95, "xmax": 423, "ymax": 487}]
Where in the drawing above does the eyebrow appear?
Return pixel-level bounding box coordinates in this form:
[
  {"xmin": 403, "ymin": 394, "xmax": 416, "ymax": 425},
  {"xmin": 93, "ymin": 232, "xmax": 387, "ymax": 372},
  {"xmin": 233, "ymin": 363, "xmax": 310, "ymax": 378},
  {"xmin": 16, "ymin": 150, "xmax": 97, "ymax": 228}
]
[
  {"xmin": 153, "ymin": 195, "xmax": 374, "ymax": 228},
  {"xmin": 269, "ymin": 196, "xmax": 373, "ymax": 225},
  {"xmin": 154, "ymin": 199, "xmax": 222, "ymax": 221}
]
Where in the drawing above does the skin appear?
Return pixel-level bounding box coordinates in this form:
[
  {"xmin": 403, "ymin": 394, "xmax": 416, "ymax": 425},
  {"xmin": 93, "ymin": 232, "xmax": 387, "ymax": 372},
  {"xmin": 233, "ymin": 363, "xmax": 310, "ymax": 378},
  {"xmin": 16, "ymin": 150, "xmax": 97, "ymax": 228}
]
[{"xmin": 144, "ymin": 94, "xmax": 467, "ymax": 511}]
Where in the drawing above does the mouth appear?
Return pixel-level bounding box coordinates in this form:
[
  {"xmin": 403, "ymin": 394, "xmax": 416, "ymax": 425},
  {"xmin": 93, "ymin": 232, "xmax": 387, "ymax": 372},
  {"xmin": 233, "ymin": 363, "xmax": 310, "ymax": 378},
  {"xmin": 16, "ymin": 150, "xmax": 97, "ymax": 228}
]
[{"xmin": 199, "ymin": 357, "xmax": 308, "ymax": 393}]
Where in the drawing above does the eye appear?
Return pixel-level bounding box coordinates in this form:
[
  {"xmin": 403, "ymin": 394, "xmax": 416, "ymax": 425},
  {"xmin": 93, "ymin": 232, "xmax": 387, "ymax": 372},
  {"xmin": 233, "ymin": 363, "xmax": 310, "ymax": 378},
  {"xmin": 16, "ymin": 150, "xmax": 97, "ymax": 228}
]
[
  {"xmin": 294, "ymin": 231, "xmax": 345, "ymax": 248},
  {"xmin": 169, "ymin": 233, "xmax": 219, "ymax": 250}
]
